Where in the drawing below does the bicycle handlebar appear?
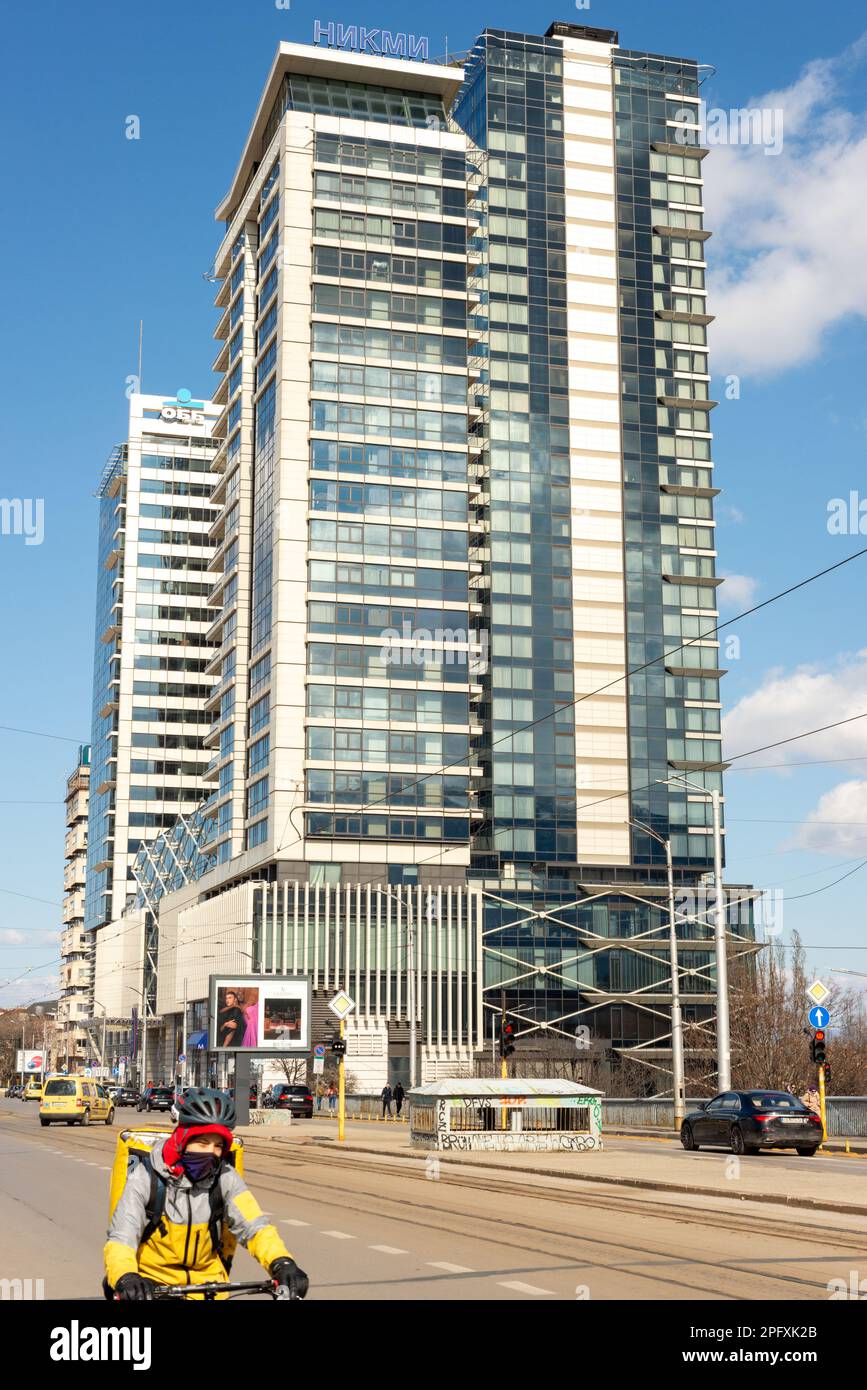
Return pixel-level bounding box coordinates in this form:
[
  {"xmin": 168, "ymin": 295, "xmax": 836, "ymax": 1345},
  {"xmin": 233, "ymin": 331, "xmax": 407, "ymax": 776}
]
[{"xmin": 114, "ymin": 1279, "xmax": 297, "ymax": 1301}]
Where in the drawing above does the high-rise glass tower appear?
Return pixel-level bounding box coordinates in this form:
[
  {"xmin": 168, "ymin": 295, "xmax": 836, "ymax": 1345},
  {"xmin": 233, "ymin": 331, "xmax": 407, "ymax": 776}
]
[
  {"xmin": 85, "ymin": 393, "xmax": 221, "ymax": 937},
  {"xmin": 133, "ymin": 26, "xmax": 753, "ymax": 1090}
]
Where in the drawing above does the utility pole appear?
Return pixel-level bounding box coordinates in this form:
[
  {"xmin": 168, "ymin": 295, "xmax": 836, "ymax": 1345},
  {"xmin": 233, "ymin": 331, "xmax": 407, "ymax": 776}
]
[
  {"xmin": 711, "ymin": 789, "xmax": 731, "ymax": 1091},
  {"xmin": 664, "ymin": 838, "xmax": 686, "ymax": 1124},
  {"xmin": 181, "ymin": 977, "xmax": 188, "ymax": 1091},
  {"xmin": 661, "ymin": 776, "xmax": 732, "ymax": 1096},
  {"xmin": 630, "ymin": 817, "xmax": 685, "ymax": 1122},
  {"xmin": 407, "ymin": 891, "xmax": 417, "ymax": 1088},
  {"xmin": 101, "ymin": 1009, "xmax": 107, "ymax": 1081},
  {"xmin": 500, "ymin": 990, "xmax": 507, "ymax": 1081}
]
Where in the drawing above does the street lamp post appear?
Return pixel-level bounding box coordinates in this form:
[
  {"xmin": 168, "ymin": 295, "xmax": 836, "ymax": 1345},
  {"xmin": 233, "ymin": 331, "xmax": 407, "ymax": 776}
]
[
  {"xmin": 628, "ymin": 818, "xmax": 686, "ymax": 1124},
  {"xmin": 661, "ymin": 774, "xmax": 731, "ymax": 1093}
]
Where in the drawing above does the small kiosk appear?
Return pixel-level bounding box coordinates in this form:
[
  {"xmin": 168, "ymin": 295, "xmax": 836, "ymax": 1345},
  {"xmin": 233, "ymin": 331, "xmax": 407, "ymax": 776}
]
[{"xmin": 409, "ymin": 1078, "xmax": 603, "ymax": 1152}]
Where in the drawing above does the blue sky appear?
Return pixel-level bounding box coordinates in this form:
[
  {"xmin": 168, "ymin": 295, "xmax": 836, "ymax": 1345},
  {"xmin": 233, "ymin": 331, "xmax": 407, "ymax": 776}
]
[{"xmin": 2, "ymin": 0, "xmax": 867, "ymax": 1007}]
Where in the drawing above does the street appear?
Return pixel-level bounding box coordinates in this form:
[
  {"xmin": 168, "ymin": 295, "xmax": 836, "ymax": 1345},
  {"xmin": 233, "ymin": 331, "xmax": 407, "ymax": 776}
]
[{"xmin": 3, "ymin": 1101, "xmax": 866, "ymax": 1301}]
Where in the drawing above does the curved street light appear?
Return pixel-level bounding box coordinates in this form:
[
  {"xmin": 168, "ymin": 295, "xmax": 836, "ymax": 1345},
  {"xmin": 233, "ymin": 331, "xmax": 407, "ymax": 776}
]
[{"xmin": 628, "ymin": 817, "xmax": 686, "ymax": 1125}]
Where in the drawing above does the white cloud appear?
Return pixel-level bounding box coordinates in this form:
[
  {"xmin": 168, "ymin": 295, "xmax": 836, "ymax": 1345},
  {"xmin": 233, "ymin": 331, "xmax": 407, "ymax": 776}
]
[
  {"xmin": 0, "ymin": 929, "xmax": 26, "ymax": 946},
  {"xmin": 797, "ymin": 779, "xmax": 867, "ymax": 856},
  {"xmin": 705, "ymin": 35, "xmax": 867, "ymax": 376},
  {"xmin": 0, "ymin": 975, "xmax": 59, "ymax": 1007},
  {"xmin": 718, "ymin": 573, "xmax": 758, "ymax": 610},
  {"xmin": 722, "ymin": 654, "xmax": 867, "ymax": 766}
]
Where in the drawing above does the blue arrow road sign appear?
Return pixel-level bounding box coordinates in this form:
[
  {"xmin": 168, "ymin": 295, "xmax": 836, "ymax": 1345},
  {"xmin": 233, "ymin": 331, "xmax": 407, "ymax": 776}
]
[{"xmin": 809, "ymin": 1006, "xmax": 830, "ymax": 1029}]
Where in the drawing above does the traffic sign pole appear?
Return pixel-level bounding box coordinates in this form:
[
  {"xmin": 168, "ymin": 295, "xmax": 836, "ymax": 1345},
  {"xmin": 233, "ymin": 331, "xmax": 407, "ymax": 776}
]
[
  {"xmin": 817, "ymin": 1060, "xmax": 828, "ymax": 1144},
  {"xmin": 338, "ymin": 1018, "xmax": 346, "ymax": 1143}
]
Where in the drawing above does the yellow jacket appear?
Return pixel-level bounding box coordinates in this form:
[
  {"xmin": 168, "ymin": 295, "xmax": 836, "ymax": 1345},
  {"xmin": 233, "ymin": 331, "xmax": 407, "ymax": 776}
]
[{"xmin": 104, "ymin": 1138, "xmax": 291, "ymax": 1290}]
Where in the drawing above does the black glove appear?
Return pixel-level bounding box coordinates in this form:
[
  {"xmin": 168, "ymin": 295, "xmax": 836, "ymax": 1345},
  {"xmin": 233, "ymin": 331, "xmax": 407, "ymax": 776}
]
[
  {"xmin": 269, "ymin": 1257, "xmax": 309, "ymax": 1300},
  {"xmin": 115, "ymin": 1272, "xmax": 157, "ymax": 1302}
]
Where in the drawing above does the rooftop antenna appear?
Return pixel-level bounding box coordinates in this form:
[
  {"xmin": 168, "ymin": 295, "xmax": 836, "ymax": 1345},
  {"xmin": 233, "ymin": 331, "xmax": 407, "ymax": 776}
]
[{"xmin": 137, "ymin": 319, "xmax": 143, "ymax": 393}]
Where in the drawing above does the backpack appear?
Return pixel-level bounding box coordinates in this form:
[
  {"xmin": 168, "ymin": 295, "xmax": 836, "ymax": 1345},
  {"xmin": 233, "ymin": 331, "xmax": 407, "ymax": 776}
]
[{"xmin": 107, "ymin": 1128, "xmax": 244, "ymax": 1272}]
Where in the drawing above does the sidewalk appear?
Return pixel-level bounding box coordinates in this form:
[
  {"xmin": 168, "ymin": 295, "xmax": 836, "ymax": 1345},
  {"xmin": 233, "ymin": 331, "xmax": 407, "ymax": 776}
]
[
  {"xmin": 603, "ymin": 1124, "xmax": 867, "ymax": 1155},
  {"xmin": 240, "ymin": 1120, "xmax": 867, "ymax": 1219}
]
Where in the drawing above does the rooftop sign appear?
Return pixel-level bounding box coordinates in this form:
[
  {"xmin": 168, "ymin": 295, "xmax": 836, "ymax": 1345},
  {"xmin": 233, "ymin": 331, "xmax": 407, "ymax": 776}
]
[{"xmin": 313, "ymin": 20, "xmax": 429, "ymax": 61}]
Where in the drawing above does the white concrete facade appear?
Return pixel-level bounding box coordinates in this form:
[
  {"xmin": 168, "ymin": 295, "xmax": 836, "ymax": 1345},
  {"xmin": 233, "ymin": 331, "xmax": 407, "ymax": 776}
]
[{"xmin": 562, "ymin": 37, "xmax": 631, "ymax": 865}]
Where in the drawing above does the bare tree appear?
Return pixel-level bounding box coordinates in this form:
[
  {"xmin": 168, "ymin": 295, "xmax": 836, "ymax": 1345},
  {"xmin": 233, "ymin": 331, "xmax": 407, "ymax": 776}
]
[{"xmin": 729, "ymin": 932, "xmax": 867, "ymax": 1094}]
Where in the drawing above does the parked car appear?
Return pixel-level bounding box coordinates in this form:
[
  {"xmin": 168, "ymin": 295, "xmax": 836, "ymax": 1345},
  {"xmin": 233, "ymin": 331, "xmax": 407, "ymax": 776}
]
[
  {"xmin": 270, "ymin": 1084, "xmax": 314, "ymax": 1118},
  {"xmin": 681, "ymin": 1090, "xmax": 823, "ymax": 1156},
  {"xmin": 5, "ymin": 1083, "xmax": 20, "ymax": 1098},
  {"xmin": 39, "ymin": 1076, "xmax": 115, "ymax": 1127},
  {"xmin": 112, "ymin": 1087, "xmax": 141, "ymax": 1108},
  {"xmin": 136, "ymin": 1085, "xmax": 174, "ymax": 1113}
]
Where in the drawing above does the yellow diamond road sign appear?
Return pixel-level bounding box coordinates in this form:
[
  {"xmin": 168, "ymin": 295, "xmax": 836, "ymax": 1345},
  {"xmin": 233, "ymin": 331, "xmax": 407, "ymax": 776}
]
[
  {"xmin": 328, "ymin": 991, "xmax": 356, "ymax": 1020},
  {"xmin": 806, "ymin": 979, "xmax": 830, "ymax": 1007}
]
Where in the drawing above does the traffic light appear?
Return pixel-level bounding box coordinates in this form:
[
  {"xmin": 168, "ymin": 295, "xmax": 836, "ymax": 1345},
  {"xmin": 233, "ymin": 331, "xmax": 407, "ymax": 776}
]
[
  {"xmin": 822, "ymin": 1061, "xmax": 831, "ymax": 1086},
  {"xmin": 330, "ymin": 1038, "xmax": 346, "ymax": 1056},
  {"xmin": 810, "ymin": 1029, "xmax": 827, "ymax": 1065},
  {"xmin": 498, "ymin": 1016, "xmax": 516, "ymax": 1059}
]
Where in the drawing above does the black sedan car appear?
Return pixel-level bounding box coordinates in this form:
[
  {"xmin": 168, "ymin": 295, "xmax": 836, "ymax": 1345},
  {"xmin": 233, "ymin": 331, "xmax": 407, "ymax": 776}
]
[
  {"xmin": 681, "ymin": 1090, "xmax": 823, "ymax": 1156},
  {"xmin": 136, "ymin": 1085, "xmax": 174, "ymax": 1113},
  {"xmin": 113, "ymin": 1087, "xmax": 141, "ymax": 1108},
  {"xmin": 270, "ymin": 1084, "xmax": 313, "ymax": 1118}
]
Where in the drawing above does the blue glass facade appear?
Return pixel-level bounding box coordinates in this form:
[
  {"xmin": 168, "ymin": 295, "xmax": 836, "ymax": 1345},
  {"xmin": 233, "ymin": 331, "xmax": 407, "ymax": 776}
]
[
  {"xmin": 454, "ymin": 30, "xmax": 578, "ymax": 871},
  {"xmin": 451, "ymin": 26, "xmax": 746, "ymax": 1065},
  {"xmin": 612, "ymin": 50, "xmax": 724, "ymax": 873}
]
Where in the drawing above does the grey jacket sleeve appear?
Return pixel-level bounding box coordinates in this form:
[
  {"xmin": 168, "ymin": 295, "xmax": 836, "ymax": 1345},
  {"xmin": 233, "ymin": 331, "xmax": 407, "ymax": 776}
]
[
  {"xmin": 107, "ymin": 1161, "xmax": 151, "ymax": 1250},
  {"xmin": 219, "ymin": 1164, "xmax": 274, "ymax": 1245}
]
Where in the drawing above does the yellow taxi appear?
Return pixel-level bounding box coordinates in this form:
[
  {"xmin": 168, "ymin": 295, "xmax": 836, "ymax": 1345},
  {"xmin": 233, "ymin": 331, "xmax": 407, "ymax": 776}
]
[
  {"xmin": 22, "ymin": 1078, "xmax": 43, "ymax": 1102},
  {"xmin": 39, "ymin": 1075, "xmax": 115, "ymax": 1127}
]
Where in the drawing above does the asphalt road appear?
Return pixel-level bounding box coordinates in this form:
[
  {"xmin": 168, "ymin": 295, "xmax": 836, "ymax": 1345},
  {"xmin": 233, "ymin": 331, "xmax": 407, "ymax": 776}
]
[{"xmin": 2, "ymin": 1099, "xmax": 866, "ymax": 1301}]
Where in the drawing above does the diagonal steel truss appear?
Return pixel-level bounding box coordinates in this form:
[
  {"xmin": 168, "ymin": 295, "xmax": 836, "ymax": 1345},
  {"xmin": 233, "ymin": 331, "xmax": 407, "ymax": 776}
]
[{"xmin": 478, "ymin": 885, "xmax": 762, "ymax": 1083}]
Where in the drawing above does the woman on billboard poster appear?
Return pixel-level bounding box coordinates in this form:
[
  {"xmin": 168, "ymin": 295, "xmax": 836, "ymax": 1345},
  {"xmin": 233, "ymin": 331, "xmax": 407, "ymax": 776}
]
[{"xmin": 242, "ymin": 995, "xmax": 259, "ymax": 1048}]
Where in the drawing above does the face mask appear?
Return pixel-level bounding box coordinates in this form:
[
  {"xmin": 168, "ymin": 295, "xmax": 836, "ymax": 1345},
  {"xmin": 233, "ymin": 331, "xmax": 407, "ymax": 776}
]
[{"xmin": 180, "ymin": 1151, "xmax": 219, "ymax": 1183}]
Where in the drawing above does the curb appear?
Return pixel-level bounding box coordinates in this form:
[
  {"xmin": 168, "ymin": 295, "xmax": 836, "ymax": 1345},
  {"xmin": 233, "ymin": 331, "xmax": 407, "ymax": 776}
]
[
  {"xmin": 293, "ymin": 1137, "xmax": 867, "ymax": 1219},
  {"xmin": 603, "ymin": 1125, "xmax": 867, "ymax": 1154}
]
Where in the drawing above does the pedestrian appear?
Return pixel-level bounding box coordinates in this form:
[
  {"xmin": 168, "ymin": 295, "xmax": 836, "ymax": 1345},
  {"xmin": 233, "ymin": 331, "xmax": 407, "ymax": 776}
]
[
  {"xmin": 315, "ymin": 1079, "xmax": 325, "ymax": 1112},
  {"xmin": 393, "ymin": 1080, "xmax": 405, "ymax": 1118},
  {"xmin": 327, "ymin": 1083, "xmax": 336, "ymax": 1114},
  {"xmin": 800, "ymin": 1084, "xmax": 821, "ymax": 1115},
  {"xmin": 381, "ymin": 1083, "xmax": 393, "ymax": 1119}
]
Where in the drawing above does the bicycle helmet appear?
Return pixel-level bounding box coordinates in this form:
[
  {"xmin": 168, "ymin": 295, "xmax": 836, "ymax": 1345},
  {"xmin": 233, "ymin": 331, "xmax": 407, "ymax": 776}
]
[{"xmin": 175, "ymin": 1087, "xmax": 236, "ymax": 1130}]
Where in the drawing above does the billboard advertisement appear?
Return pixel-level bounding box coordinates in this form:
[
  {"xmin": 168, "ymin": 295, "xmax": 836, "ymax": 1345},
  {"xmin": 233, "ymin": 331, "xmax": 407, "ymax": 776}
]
[
  {"xmin": 209, "ymin": 975, "xmax": 310, "ymax": 1051},
  {"xmin": 16, "ymin": 1050, "xmax": 45, "ymax": 1073}
]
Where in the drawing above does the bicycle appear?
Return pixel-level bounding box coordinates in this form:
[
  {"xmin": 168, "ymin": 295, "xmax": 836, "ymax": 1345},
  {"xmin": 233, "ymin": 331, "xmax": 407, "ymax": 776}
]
[{"xmin": 112, "ymin": 1278, "xmax": 298, "ymax": 1302}]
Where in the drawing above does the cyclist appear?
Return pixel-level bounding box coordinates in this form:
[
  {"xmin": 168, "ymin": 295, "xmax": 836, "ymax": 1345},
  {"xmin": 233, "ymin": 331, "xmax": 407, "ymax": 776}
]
[{"xmin": 104, "ymin": 1087, "xmax": 309, "ymax": 1301}]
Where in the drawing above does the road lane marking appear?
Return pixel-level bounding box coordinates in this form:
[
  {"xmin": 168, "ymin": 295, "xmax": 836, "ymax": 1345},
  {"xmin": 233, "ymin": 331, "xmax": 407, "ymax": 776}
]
[
  {"xmin": 281, "ymin": 1219, "xmax": 309, "ymax": 1227},
  {"xmin": 428, "ymin": 1261, "xmax": 473, "ymax": 1274},
  {"xmin": 322, "ymin": 1230, "xmax": 355, "ymax": 1240},
  {"xmin": 370, "ymin": 1245, "xmax": 408, "ymax": 1255},
  {"xmin": 498, "ymin": 1281, "xmax": 556, "ymax": 1296}
]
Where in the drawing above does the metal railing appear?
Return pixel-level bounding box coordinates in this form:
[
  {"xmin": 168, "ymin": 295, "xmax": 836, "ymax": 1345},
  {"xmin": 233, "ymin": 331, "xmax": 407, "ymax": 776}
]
[
  {"xmin": 338, "ymin": 1093, "xmax": 867, "ymax": 1137},
  {"xmin": 601, "ymin": 1096, "xmax": 867, "ymax": 1138}
]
